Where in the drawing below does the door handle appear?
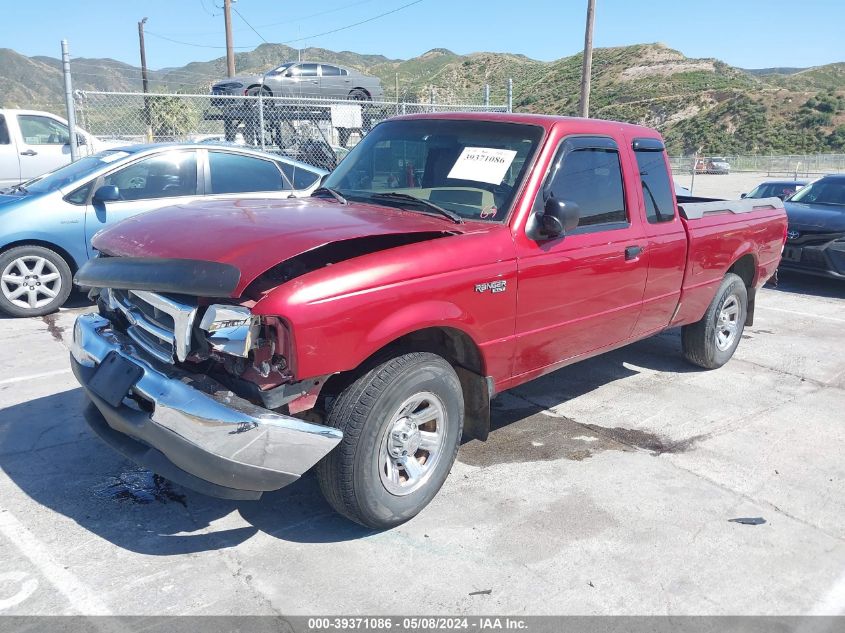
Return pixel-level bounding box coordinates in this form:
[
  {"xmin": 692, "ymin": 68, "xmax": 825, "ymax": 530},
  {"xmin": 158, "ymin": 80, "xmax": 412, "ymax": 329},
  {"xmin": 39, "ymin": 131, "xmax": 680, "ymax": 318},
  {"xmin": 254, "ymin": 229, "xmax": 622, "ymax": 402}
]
[
  {"xmin": 20, "ymin": 150, "xmax": 37, "ymax": 156},
  {"xmin": 625, "ymin": 245, "xmax": 643, "ymax": 260}
]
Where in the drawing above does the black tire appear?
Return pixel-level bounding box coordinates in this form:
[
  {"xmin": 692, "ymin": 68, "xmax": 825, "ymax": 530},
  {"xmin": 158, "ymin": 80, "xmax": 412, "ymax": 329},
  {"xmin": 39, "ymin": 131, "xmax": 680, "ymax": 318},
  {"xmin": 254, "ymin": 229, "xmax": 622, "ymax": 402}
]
[
  {"xmin": 0, "ymin": 245, "xmax": 73, "ymax": 318},
  {"xmin": 316, "ymin": 352, "xmax": 464, "ymax": 529},
  {"xmin": 682, "ymin": 272, "xmax": 748, "ymax": 369},
  {"xmin": 347, "ymin": 88, "xmax": 370, "ymax": 101}
]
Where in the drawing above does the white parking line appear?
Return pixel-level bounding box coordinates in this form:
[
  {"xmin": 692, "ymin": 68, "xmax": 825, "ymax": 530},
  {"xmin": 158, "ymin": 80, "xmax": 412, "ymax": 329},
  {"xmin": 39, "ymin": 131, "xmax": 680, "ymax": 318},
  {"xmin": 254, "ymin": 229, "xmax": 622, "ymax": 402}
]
[
  {"xmin": 0, "ymin": 368, "xmax": 72, "ymax": 386},
  {"xmin": 760, "ymin": 305, "xmax": 845, "ymax": 324},
  {"xmin": 0, "ymin": 508, "xmax": 110, "ymax": 615},
  {"xmin": 809, "ymin": 567, "xmax": 845, "ymax": 616}
]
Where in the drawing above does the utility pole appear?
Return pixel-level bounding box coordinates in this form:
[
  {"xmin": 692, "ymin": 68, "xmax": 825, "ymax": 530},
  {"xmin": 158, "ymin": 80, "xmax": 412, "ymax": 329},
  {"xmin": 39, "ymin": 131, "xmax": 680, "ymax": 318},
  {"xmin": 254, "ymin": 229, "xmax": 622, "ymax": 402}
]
[
  {"xmin": 223, "ymin": 0, "xmax": 235, "ymax": 77},
  {"xmin": 578, "ymin": 0, "xmax": 596, "ymax": 118},
  {"xmin": 138, "ymin": 18, "xmax": 149, "ymax": 93},
  {"xmin": 60, "ymin": 40, "xmax": 78, "ymax": 162},
  {"xmin": 138, "ymin": 17, "xmax": 152, "ymax": 142}
]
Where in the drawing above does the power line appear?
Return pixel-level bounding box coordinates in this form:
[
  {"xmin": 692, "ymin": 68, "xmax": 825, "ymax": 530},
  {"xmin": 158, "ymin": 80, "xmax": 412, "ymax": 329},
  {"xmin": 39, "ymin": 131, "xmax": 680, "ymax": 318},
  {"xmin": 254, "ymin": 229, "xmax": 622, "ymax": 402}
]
[
  {"xmin": 232, "ymin": 5, "xmax": 269, "ymax": 45},
  {"xmin": 199, "ymin": 0, "xmax": 220, "ymax": 17},
  {"xmin": 158, "ymin": 0, "xmax": 374, "ymax": 38},
  {"xmin": 146, "ymin": 0, "xmax": 424, "ymax": 50}
]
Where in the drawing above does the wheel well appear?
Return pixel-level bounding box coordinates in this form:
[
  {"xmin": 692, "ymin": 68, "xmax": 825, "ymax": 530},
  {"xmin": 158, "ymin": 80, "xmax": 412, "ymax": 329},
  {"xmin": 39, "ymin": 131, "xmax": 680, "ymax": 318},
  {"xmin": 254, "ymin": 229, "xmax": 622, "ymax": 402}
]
[
  {"xmin": 350, "ymin": 87, "xmax": 371, "ymax": 98},
  {"xmin": 728, "ymin": 254, "xmax": 756, "ymax": 288},
  {"xmin": 728, "ymin": 253, "xmax": 756, "ymax": 326},
  {"xmin": 321, "ymin": 327, "xmax": 491, "ymax": 441},
  {"xmin": 247, "ymin": 84, "xmax": 272, "ymax": 95},
  {"xmin": 0, "ymin": 240, "xmax": 79, "ymax": 275}
]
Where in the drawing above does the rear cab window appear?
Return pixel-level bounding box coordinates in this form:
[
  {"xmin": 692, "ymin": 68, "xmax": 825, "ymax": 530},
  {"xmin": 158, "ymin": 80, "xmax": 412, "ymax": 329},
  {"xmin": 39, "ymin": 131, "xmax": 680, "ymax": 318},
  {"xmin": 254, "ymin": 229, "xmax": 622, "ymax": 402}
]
[{"xmin": 633, "ymin": 138, "xmax": 676, "ymax": 224}]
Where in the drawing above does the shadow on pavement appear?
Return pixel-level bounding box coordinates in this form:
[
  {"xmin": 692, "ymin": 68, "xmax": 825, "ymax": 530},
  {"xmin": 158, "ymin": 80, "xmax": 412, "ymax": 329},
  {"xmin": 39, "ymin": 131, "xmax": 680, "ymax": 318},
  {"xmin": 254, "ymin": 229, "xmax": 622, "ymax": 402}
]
[
  {"xmin": 0, "ymin": 331, "xmax": 698, "ymax": 554},
  {"xmin": 769, "ymin": 270, "xmax": 845, "ymax": 300}
]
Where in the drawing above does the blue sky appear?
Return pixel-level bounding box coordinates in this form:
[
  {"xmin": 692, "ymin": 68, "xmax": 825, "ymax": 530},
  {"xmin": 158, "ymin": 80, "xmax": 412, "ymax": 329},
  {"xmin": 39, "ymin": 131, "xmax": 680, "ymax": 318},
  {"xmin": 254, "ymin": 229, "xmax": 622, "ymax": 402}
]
[{"xmin": 3, "ymin": 0, "xmax": 843, "ymax": 70}]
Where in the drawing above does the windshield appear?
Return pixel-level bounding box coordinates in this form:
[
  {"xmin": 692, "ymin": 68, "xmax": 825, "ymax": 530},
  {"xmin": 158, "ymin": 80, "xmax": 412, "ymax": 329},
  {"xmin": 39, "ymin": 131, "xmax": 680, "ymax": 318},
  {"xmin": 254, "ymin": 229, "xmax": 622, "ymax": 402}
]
[
  {"xmin": 323, "ymin": 119, "xmax": 544, "ymax": 222},
  {"xmin": 24, "ymin": 150, "xmax": 131, "ymax": 195},
  {"xmin": 788, "ymin": 179, "xmax": 845, "ymax": 207}
]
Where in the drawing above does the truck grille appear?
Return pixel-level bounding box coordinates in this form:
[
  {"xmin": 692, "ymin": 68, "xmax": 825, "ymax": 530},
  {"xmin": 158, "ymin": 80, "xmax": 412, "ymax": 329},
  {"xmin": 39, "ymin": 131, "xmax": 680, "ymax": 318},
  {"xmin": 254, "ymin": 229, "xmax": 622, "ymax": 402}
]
[{"xmin": 108, "ymin": 289, "xmax": 197, "ymax": 364}]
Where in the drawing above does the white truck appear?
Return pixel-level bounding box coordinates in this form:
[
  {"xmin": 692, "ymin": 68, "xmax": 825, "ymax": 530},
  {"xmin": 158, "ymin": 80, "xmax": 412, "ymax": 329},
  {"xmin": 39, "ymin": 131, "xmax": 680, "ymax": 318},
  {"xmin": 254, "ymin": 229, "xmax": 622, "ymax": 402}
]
[{"xmin": 0, "ymin": 108, "xmax": 126, "ymax": 188}]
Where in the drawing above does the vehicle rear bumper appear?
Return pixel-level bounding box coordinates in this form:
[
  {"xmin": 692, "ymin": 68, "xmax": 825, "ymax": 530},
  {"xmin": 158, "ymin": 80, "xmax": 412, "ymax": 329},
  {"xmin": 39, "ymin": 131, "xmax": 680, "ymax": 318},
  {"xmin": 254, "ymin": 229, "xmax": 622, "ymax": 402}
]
[
  {"xmin": 779, "ymin": 262, "xmax": 845, "ymax": 280},
  {"xmin": 71, "ymin": 313, "xmax": 343, "ymax": 499}
]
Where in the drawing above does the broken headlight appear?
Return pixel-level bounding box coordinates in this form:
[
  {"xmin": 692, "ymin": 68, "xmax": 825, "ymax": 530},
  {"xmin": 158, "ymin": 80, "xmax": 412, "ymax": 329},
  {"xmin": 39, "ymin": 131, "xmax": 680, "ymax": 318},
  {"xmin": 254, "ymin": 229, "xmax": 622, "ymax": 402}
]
[{"xmin": 198, "ymin": 304, "xmax": 258, "ymax": 358}]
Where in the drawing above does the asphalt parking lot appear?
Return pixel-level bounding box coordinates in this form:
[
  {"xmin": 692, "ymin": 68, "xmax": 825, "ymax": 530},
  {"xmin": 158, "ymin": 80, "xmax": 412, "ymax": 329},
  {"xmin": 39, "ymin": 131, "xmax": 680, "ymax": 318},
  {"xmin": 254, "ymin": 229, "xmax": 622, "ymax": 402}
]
[{"xmin": 1, "ymin": 188, "xmax": 843, "ymax": 615}]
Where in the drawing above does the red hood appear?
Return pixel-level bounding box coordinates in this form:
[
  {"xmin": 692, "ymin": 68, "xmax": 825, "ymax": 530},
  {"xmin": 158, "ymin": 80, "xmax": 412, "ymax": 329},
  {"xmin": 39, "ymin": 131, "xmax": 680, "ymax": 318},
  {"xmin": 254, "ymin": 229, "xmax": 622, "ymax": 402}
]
[{"xmin": 92, "ymin": 197, "xmax": 463, "ymax": 295}]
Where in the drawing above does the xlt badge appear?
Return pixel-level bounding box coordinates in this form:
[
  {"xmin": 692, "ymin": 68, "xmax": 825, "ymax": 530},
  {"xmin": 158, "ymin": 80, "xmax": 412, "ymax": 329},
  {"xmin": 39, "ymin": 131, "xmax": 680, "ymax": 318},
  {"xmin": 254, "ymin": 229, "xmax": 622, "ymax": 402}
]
[{"xmin": 475, "ymin": 280, "xmax": 507, "ymax": 294}]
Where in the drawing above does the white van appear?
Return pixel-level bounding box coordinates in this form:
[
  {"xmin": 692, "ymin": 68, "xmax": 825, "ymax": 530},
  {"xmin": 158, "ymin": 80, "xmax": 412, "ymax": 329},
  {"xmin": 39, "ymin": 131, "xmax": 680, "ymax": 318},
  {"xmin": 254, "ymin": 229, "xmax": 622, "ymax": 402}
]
[{"xmin": 0, "ymin": 109, "xmax": 125, "ymax": 188}]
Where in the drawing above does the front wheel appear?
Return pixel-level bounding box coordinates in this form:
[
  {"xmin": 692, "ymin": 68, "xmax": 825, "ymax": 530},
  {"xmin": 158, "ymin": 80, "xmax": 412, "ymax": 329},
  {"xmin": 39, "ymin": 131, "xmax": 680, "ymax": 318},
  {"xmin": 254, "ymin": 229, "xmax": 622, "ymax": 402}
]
[
  {"xmin": 0, "ymin": 245, "xmax": 73, "ymax": 317},
  {"xmin": 682, "ymin": 272, "xmax": 748, "ymax": 369},
  {"xmin": 316, "ymin": 352, "xmax": 464, "ymax": 529}
]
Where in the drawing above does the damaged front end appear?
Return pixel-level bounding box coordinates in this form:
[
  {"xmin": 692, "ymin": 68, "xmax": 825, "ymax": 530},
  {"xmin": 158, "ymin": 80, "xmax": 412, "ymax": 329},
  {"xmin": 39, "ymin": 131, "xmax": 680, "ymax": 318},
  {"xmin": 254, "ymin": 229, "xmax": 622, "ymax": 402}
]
[{"xmin": 71, "ymin": 261, "xmax": 343, "ymax": 500}]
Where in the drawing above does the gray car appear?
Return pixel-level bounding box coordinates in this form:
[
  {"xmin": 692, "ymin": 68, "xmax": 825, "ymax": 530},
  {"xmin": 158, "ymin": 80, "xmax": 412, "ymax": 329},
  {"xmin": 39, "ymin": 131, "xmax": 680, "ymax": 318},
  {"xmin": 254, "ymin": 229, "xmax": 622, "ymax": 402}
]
[{"xmin": 211, "ymin": 61, "xmax": 384, "ymax": 102}]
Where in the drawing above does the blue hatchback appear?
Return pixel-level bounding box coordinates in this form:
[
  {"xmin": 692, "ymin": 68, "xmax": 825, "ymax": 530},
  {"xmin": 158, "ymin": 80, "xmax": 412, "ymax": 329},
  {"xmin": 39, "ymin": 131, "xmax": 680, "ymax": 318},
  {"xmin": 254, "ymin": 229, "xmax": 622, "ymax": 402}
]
[{"xmin": 0, "ymin": 144, "xmax": 326, "ymax": 317}]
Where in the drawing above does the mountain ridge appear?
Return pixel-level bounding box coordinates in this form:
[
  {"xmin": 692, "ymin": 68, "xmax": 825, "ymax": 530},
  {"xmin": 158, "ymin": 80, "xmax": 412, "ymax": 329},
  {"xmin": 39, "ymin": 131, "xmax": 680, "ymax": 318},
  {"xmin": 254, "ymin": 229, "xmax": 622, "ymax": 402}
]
[{"xmin": 1, "ymin": 43, "xmax": 843, "ymax": 154}]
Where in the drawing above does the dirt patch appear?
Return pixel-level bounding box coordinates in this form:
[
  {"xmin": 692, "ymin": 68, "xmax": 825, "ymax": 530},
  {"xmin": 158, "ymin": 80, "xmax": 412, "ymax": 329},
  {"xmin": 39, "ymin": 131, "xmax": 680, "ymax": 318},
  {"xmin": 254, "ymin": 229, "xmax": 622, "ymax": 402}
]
[
  {"xmin": 93, "ymin": 468, "xmax": 187, "ymax": 507},
  {"xmin": 620, "ymin": 60, "xmax": 716, "ymax": 81},
  {"xmin": 40, "ymin": 313, "xmax": 65, "ymax": 343},
  {"xmin": 458, "ymin": 395, "xmax": 702, "ymax": 467}
]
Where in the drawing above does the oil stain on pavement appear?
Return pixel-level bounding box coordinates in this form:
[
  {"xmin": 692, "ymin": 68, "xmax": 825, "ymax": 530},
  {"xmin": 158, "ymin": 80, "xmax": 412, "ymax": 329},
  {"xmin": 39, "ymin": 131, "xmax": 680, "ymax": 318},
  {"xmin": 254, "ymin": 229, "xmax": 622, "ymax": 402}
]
[{"xmin": 93, "ymin": 468, "xmax": 187, "ymax": 507}]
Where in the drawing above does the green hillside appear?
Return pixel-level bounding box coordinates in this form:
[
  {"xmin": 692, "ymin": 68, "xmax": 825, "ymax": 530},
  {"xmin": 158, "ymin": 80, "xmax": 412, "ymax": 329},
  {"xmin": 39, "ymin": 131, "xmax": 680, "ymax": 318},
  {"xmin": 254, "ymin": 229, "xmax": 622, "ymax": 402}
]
[{"xmin": 1, "ymin": 43, "xmax": 843, "ymax": 155}]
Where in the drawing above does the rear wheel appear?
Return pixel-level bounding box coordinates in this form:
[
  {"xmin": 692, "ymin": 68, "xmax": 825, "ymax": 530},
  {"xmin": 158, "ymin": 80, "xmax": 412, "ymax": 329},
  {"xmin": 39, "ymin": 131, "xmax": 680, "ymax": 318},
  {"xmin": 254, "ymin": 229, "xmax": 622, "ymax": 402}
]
[
  {"xmin": 682, "ymin": 272, "xmax": 748, "ymax": 369},
  {"xmin": 316, "ymin": 352, "xmax": 464, "ymax": 529},
  {"xmin": 0, "ymin": 245, "xmax": 73, "ymax": 318}
]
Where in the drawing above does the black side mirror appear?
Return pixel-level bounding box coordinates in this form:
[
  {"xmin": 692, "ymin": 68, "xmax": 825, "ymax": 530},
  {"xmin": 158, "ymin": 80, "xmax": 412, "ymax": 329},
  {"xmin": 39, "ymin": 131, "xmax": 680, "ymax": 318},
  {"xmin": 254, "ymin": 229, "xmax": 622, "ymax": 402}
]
[
  {"xmin": 740, "ymin": 193, "xmax": 747, "ymax": 199},
  {"xmin": 76, "ymin": 133, "xmax": 87, "ymax": 146},
  {"xmin": 93, "ymin": 185, "xmax": 121, "ymax": 203},
  {"xmin": 538, "ymin": 198, "xmax": 580, "ymax": 238}
]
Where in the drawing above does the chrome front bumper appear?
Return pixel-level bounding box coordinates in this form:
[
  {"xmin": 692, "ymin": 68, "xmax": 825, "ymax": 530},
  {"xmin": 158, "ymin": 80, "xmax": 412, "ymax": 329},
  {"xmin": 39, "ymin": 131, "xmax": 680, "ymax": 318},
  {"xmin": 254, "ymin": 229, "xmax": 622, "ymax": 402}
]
[{"xmin": 71, "ymin": 313, "xmax": 342, "ymax": 499}]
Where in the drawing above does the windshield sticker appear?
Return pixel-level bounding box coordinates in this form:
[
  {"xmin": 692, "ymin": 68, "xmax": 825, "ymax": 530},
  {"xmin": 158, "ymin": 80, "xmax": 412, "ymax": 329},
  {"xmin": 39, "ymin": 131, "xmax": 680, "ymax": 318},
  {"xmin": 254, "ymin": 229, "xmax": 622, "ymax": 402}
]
[
  {"xmin": 99, "ymin": 151, "xmax": 130, "ymax": 164},
  {"xmin": 447, "ymin": 147, "xmax": 517, "ymax": 185}
]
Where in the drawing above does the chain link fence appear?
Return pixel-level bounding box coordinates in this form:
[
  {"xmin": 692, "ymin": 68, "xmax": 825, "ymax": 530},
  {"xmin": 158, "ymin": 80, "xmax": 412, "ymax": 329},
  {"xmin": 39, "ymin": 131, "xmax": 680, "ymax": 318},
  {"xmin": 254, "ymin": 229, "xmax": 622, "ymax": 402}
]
[
  {"xmin": 74, "ymin": 91, "xmax": 508, "ymax": 171},
  {"xmin": 669, "ymin": 154, "xmax": 845, "ymax": 178}
]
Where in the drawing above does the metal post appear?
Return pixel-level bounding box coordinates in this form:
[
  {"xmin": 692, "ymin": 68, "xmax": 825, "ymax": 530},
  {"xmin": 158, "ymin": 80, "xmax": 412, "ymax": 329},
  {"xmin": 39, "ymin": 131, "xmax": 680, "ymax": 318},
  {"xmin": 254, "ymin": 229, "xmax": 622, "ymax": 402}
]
[
  {"xmin": 61, "ymin": 40, "xmax": 79, "ymax": 162},
  {"xmin": 484, "ymin": 84, "xmax": 490, "ymax": 107},
  {"xmin": 258, "ymin": 74, "xmax": 265, "ymax": 151},
  {"xmin": 395, "ymin": 72, "xmax": 400, "ymax": 116},
  {"xmin": 689, "ymin": 154, "xmax": 697, "ymax": 195},
  {"xmin": 429, "ymin": 87, "xmax": 435, "ymax": 112},
  {"xmin": 507, "ymin": 78, "xmax": 513, "ymax": 113},
  {"xmin": 578, "ymin": 0, "xmax": 596, "ymax": 117}
]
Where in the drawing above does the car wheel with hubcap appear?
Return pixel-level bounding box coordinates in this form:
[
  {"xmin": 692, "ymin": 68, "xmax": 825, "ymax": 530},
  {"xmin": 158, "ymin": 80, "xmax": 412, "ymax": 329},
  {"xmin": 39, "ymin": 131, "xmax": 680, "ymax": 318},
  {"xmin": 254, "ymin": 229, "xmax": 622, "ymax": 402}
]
[
  {"xmin": 0, "ymin": 245, "xmax": 73, "ymax": 318},
  {"xmin": 682, "ymin": 272, "xmax": 748, "ymax": 369},
  {"xmin": 317, "ymin": 352, "xmax": 464, "ymax": 529}
]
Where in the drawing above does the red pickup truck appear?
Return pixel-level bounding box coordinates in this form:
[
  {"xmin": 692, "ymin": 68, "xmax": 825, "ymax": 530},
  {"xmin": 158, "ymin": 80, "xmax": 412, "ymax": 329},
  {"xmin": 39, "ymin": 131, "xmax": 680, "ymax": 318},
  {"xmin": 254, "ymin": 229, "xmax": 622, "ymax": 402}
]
[{"xmin": 71, "ymin": 113, "xmax": 787, "ymax": 528}]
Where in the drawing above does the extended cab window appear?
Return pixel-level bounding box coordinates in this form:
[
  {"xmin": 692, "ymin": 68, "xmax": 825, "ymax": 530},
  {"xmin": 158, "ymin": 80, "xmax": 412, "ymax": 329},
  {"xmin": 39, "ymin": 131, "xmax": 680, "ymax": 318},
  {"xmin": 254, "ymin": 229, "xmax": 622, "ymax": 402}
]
[
  {"xmin": 635, "ymin": 149, "xmax": 676, "ymax": 223},
  {"xmin": 547, "ymin": 145, "xmax": 627, "ymax": 228}
]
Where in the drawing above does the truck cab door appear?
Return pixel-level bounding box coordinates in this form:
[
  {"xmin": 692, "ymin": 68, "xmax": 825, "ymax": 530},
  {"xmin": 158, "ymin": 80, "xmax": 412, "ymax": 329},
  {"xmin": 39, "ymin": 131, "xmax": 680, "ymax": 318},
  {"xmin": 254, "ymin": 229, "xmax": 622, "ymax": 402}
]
[
  {"xmin": 85, "ymin": 151, "xmax": 200, "ymax": 257},
  {"xmin": 15, "ymin": 113, "xmax": 73, "ymax": 181},
  {"xmin": 0, "ymin": 114, "xmax": 21, "ymax": 187},
  {"xmin": 627, "ymin": 137, "xmax": 688, "ymax": 337},
  {"xmin": 513, "ymin": 135, "xmax": 648, "ymax": 377}
]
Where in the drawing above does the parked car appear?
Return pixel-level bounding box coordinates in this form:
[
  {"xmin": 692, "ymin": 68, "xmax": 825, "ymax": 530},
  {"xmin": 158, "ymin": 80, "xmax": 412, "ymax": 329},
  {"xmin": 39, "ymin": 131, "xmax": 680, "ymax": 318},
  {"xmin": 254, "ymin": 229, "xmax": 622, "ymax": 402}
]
[
  {"xmin": 71, "ymin": 113, "xmax": 786, "ymax": 529},
  {"xmin": 211, "ymin": 62, "xmax": 384, "ymax": 103},
  {"xmin": 0, "ymin": 108, "xmax": 128, "ymax": 188},
  {"xmin": 742, "ymin": 180, "xmax": 807, "ymax": 200},
  {"xmin": 780, "ymin": 174, "xmax": 845, "ymax": 279},
  {"xmin": 0, "ymin": 144, "xmax": 326, "ymax": 317},
  {"xmin": 695, "ymin": 157, "xmax": 731, "ymax": 174}
]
